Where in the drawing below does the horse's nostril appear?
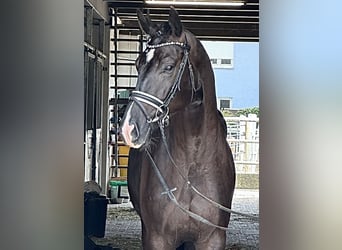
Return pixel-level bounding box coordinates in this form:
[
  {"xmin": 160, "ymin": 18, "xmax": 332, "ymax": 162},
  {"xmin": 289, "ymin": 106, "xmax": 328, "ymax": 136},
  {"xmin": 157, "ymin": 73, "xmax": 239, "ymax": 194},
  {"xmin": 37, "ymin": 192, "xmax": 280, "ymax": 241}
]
[{"xmin": 131, "ymin": 124, "xmax": 140, "ymax": 142}]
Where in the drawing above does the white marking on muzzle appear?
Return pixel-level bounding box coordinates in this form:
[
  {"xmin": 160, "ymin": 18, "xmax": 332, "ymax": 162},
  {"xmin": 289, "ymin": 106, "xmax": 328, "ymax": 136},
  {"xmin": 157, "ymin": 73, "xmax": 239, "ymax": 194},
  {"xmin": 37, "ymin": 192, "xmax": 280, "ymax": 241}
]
[
  {"xmin": 146, "ymin": 48, "xmax": 155, "ymax": 63},
  {"xmin": 121, "ymin": 103, "xmax": 143, "ymax": 149},
  {"xmin": 121, "ymin": 103, "xmax": 135, "ymax": 147}
]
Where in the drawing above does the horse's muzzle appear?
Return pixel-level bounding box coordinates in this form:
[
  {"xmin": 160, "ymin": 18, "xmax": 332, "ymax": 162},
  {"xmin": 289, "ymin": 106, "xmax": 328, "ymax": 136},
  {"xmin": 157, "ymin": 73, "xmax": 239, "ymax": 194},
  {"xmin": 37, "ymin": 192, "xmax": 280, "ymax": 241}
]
[
  {"xmin": 121, "ymin": 120, "xmax": 141, "ymax": 149},
  {"xmin": 121, "ymin": 103, "xmax": 147, "ymax": 149}
]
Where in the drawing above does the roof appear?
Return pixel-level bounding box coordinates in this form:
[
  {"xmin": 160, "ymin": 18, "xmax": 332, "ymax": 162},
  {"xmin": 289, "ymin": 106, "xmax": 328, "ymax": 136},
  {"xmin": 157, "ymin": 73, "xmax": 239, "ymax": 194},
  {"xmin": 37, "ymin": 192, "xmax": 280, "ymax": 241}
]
[{"xmin": 106, "ymin": 0, "xmax": 259, "ymax": 42}]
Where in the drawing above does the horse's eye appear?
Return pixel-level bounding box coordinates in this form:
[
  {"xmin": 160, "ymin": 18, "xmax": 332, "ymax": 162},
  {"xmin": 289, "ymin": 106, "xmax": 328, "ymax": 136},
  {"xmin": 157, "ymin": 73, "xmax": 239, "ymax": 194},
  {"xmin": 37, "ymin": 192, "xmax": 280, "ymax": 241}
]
[{"xmin": 164, "ymin": 65, "xmax": 174, "ymax": 71}]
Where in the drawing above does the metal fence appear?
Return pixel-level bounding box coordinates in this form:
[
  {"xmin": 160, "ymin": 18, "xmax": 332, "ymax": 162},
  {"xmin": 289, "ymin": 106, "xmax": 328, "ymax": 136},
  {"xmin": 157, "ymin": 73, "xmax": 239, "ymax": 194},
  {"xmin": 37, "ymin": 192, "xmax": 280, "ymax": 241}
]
[{"xmin": 225, "ymin": 114, "xmax": 259, "ymax": 174}]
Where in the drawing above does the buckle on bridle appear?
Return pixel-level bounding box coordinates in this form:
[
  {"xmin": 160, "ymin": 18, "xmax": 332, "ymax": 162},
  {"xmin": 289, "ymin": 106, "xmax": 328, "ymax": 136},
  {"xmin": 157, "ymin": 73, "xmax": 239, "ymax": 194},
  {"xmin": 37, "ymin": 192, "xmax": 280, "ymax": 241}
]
[
  {"xmin": 160, "ymin": 112, "xmax": 170, "ymax": 127},
  {"xmin": 146, "ymin": 105, "xmax": 169, "ymax": 126}
]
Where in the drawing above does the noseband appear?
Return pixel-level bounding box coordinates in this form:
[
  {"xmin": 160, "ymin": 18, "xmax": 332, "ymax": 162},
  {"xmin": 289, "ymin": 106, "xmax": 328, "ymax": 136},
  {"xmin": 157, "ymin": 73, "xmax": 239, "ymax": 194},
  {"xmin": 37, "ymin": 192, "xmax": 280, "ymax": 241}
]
[{"xmin": 129, "ymin": 38, "xmax": 195, "ymax": 126}]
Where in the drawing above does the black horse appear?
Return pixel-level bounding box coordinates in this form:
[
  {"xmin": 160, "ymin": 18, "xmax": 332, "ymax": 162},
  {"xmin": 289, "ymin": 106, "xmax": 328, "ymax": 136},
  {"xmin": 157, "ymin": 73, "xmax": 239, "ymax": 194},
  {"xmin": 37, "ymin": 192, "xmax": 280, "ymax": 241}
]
[{"xmin": 120, "ymin": 8, "xmax": 235, "ymax": 250}]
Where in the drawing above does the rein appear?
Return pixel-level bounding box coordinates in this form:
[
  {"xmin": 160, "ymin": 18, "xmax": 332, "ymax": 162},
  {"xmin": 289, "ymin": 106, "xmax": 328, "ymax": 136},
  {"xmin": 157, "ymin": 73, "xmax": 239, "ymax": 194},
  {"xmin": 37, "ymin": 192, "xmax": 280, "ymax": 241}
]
[
  {"xmin": 145, "ymin": 123, "xmax": 259, "ymax": 231},
  {"xmin": 145, "ymin": 149, "xmax": 235, "ymax": 231},
  {"xmin": 144, "ymin": 122, "xmax": 258, "ymax": 232},
  {"xmin": 157, "ymin": 122, "xmax": 259, "ymax": 220}
]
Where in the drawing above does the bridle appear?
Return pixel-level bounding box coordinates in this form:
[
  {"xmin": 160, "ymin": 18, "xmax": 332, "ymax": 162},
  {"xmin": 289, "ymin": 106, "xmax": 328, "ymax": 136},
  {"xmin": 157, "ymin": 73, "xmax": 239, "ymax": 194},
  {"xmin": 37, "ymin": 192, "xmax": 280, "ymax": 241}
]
[{"xmin": 129, "ymin": 37, "xmax": 195, "ymax": 127}]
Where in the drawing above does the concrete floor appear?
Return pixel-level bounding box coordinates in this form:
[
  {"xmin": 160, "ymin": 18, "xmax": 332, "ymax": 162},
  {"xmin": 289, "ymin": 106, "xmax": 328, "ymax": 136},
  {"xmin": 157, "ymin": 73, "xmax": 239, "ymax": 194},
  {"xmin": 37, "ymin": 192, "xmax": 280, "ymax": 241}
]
[{"xmin": 93, "ymin": 189, "xmax": 259, "ymax": 249}]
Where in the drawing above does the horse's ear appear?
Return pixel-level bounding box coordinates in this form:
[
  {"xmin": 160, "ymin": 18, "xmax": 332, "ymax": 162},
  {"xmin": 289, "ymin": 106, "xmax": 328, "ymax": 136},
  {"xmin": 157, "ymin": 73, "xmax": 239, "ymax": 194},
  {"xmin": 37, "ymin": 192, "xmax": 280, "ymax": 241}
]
[
  {"xmin": 168, "ymin": 7, "xmax": 183, "ymax": 37},
  {"xmin": 137, "ymin": 9, "xmax": 156, "ymax": 36}
]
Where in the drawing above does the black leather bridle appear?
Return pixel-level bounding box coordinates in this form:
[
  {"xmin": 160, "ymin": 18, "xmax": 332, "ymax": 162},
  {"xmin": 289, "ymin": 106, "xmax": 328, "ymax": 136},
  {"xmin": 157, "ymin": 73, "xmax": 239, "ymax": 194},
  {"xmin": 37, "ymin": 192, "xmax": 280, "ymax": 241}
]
[{"xmin": 129, "ymin": 38, "xmax": 195, "ymax": 127}]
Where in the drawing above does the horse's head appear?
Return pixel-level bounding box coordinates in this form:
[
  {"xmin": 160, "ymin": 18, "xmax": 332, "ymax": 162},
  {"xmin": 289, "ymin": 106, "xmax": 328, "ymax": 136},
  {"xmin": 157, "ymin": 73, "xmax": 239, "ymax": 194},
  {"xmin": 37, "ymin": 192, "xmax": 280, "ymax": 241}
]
[{"xmin": 121, "ymin": 8, "xmax": 199, "ymax": 148}]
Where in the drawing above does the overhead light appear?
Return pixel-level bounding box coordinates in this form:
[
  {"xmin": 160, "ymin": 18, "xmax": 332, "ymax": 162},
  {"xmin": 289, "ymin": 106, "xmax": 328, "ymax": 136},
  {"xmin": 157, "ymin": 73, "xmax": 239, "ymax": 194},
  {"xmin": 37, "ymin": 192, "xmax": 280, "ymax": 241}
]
[{"xmin": 145, "ymin": 1, "xmax": 245, "ymax": 7}]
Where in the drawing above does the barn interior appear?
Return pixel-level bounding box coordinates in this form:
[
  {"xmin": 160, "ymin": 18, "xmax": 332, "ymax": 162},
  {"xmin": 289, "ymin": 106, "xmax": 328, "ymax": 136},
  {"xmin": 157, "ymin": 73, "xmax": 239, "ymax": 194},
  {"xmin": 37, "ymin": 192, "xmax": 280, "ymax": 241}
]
[
  {"xmin": 83, "ymin": 0, "xmax": 259, "ymax": 196},
  {"xmin": 84, "ymin": 0, "xmax": 259, "ymax": 215},
  {"xmin": 83, "ymin": 0, "xmax": 258, "ymax": 248}
]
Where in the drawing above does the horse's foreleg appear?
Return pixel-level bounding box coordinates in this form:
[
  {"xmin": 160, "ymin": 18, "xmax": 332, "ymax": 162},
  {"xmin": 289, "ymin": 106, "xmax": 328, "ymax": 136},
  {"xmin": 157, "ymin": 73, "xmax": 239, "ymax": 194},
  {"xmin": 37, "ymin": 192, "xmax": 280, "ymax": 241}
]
[
  {"xmin": 194, "ymin": 229, "xmax": 227, "ymax": 250},
  {"xmin": 141, "ymin": 225, "xmax": 175, "ymax": 250},
  {"xmin": 142, "ymin": 234, "xmax": 175, "ymax": 250}
]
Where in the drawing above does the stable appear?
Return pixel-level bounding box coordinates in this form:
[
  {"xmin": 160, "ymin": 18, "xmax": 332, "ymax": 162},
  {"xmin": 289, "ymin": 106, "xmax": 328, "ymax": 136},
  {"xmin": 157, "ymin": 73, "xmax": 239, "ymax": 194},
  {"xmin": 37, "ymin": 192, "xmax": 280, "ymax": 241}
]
[{"xmin": 83, "ymin": 0, "xmax": 259, "ymax": 198}]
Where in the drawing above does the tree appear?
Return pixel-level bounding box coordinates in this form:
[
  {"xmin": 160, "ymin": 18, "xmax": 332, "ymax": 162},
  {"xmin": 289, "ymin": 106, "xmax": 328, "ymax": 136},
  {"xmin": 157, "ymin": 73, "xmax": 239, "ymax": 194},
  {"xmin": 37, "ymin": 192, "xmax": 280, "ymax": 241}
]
[{"xmin": 236, "ymin": 107, "xmax": 259, "ymax": 117}]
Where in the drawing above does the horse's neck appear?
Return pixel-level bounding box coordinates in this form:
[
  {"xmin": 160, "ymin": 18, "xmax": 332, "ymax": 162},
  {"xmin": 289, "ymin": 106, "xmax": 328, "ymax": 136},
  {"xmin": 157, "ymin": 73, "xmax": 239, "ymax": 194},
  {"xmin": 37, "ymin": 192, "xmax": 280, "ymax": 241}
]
[
  {"xmin": 164, "ymin": 109, "xmax": 220, "ymax": 171},
  {"xmin": 166, "ymin": 32, "xmax": 221, "ymax": 150},
  {"xmin": 169, "ymin": 104, "xmax": 219, "ymax": 147}
]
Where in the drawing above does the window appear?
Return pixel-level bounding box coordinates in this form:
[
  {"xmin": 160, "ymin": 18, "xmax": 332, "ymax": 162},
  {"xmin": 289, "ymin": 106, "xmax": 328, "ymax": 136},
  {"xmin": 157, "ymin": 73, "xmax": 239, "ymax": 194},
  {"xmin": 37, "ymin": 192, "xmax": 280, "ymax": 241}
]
[
  {"xmin": 201, "ymin": 41, "xmax": 234, "ymax": 69},
  {"xmin": 210, "ymin": 58, "xmax": 233, "ymax": 68},
  {"xmin": 218, "ymin": 98, "xmax": 232, "ymax": 110},
  {"xmin": 221, "ymin": 58, "xmax": 232, "ymax": 65},
  {"xmin": 210, "ymin": 58, "xmax": 218, "ymax": 64},
  {"xmin": 220, "ymin": 99, "xmax": 231, "ymax": 109}
]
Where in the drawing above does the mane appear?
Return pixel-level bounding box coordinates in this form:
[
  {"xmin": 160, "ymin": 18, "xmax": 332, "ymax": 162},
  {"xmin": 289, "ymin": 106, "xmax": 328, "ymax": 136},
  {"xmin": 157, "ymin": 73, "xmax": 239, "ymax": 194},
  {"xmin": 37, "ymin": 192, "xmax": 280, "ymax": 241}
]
[{"xmin": 184, "ymin": 30, "xmax": 218, "ymax": 116}]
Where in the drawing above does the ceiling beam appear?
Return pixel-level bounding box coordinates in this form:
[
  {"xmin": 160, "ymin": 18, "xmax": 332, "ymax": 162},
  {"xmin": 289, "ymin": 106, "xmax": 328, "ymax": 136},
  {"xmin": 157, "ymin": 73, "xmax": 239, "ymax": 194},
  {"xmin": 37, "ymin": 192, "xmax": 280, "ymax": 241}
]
[{"xmin": 107, "ymin": 0, "xmax": 259, "ymax": 42}]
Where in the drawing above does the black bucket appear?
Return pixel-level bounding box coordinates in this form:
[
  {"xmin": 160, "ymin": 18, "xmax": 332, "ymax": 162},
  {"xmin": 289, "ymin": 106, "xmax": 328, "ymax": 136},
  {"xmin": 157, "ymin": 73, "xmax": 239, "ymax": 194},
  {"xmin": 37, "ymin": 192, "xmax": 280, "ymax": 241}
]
[{"xmin": 84, "ymin": 192, "xmax": 108, "ymax": 238}]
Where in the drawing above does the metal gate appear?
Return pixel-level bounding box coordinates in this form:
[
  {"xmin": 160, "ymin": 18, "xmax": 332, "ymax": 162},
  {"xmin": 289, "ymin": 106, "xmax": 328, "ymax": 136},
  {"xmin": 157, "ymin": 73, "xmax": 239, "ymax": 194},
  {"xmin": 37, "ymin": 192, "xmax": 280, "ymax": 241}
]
[
  {"xmin": 108, "ymin": 8, "xmax": 145, "ymax": 180},
  {"xmin": 225, "ymin": 114, "xmax": 259, "ymax": 175}
]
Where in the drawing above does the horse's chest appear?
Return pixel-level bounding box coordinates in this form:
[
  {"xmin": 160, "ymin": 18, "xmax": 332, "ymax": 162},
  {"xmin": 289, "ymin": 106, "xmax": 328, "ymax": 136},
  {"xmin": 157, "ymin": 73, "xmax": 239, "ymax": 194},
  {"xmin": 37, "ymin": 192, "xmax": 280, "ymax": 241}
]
[
  {"xmin": 140, "ymin": 164, "xmax": 193, "ymax": 215},
  {"xmin": 137, "ymin": 149, "xmax": 221, "ymax": 233},
  {"xmin": 141, "ymin": 189, "xmax": 195, "ymax": 236}
]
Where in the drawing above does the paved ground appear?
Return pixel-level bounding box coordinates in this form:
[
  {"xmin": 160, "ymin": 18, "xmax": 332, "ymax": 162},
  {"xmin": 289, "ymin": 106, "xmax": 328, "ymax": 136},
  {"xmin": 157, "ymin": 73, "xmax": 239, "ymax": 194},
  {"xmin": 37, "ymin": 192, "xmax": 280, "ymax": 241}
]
[{"xmin": 93, "ymin": 189, "xmax": 259, "ymax": 249}]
